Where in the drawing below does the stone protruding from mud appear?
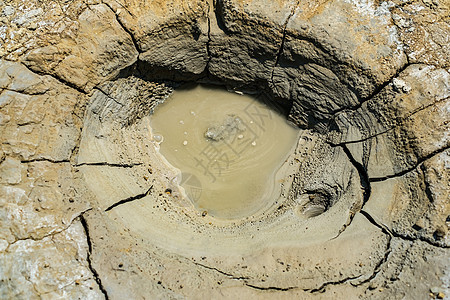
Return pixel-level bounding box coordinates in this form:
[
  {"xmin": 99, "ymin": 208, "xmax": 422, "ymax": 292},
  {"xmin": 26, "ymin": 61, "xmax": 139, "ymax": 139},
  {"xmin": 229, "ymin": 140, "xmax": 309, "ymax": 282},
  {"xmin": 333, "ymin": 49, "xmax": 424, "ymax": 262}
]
[{"xmin": 204, "ymin": 114, "xmax": 246, "ymax": 141}]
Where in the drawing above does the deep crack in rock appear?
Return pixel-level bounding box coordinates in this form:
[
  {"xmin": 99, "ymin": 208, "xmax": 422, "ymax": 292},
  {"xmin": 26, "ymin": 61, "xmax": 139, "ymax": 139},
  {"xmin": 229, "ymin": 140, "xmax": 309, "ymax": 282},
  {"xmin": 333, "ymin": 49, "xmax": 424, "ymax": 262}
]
[
  {"xmin": 75, "ymin": 162, "xmax": 143, "ymax": 168},
  {"xmin": 102, "ymin": 1, "xmax": 141, "ymax": 54},
  {"xmin": 104, "ymin": 186, "xmax": 153, "ymax": 212},
  {"xmin": 370, "ymin": 145, "xmax": 450, "ymax": 182},
  {"xmin": 80, "ymin": 214, "xmax": 110, "ymax": 299}
]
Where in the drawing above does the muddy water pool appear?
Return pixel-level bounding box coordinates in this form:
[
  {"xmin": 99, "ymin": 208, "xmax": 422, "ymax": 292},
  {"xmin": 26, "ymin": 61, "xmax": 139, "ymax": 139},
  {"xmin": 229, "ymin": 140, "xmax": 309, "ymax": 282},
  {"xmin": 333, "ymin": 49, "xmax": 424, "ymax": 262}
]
[{"xmin": 150, "ymin": 85, "xmax": 299, "ymax": 219}]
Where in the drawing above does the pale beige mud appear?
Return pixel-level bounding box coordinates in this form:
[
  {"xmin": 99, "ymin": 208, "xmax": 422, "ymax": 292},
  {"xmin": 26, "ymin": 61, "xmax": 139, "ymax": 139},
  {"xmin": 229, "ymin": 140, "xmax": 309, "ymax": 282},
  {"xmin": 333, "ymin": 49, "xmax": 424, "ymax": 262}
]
[{"xmin": 0, "ymin": 0, "xmax": 448, "ymax": 299}]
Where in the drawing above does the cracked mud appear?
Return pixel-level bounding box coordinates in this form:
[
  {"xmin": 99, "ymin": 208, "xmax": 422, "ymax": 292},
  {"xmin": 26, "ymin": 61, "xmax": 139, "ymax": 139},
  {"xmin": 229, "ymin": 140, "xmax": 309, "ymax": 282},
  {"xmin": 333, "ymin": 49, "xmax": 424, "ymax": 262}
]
[{"xmin": 0, "ymin": 0, "xmax": 449, "ymax": 299}]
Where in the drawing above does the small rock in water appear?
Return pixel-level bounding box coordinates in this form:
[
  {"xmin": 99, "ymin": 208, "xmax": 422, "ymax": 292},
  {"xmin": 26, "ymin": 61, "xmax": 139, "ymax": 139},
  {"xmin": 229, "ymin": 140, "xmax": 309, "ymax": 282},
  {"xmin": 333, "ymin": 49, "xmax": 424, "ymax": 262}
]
[
  {"xmin": 205, "ymin": 114, "xmax": 246, "ymax": 141},
  {"xmin": 153, "ymin": 134, "xmax": 163, "ymax": 143}
]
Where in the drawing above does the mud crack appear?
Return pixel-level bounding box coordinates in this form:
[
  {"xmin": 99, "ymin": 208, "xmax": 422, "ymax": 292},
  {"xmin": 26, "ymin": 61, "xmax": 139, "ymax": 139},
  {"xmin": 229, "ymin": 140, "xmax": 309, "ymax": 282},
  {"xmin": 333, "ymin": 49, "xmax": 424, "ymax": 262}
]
[
  {"xmin": 309, "ymin": 224, "xmax": 391, "ymax": 292},
  {"xmin": 102, "ymin": 1, "xmax": 141, "ymax": 54},
  {"xmin": 20, "ymin": 62, "xmax": 88, "ymax": 95},
  {"xmin": 270, "ymin": 1, "xmax": 299, "ymax": 94},
  {"xmin": 21, "ymin": 158, "xmax": 70, "ymax": 164},
  {"xmin": 330, "ymin": 62, "xmax": 412, "ymax": 117},
  {"xmin": 352, "ymin": 211, "xmax": 393, "ymax": 286},
  {"xmin": 193, "ymin": 261, "xmax": 297, "ymax": 291},
  {"xmin": 204, "ymin": 0, "xmax": 213, "ymax": 75},
  {"xmin": 370, "ymin": 145, "xmax": 450, "ymax": 182},
  {"xmin": 80, "ymin": 214, "xmax": 110, "ymax": 300},
  {"xmin": 330, "ymin": 96, "xmax": 449, "ymax": 147},
  {"xmin": 75, "ymin": 162, "xmax": 142, "ymax": 168},
  {"xmin": 4, "ymin": 208, "xmax": 92, "ymax": 252},
  {"xmin": 104, "ymin": 186, "xmax": 153, "ymax": 212},
  {"xmin": 193, "ymin": 261, "xmax": 249, "ymax": 280},
  {"xmin": 362, "ymin": 210, "xmax": 450, "ymax": 249},
  {"xmin": 93, "ymin": 86, "xmax": 125, "ymax": 107},
  {"xmin": 245, "ymin": 283, "xmax": 296, "ymax": 291},
  {"xmin": 307, "ymin": 274, "xmax": 362, "ymax": 293},
  {"xmin": 330, "ymin": 144, "xmax": 371, "ymax": 239}
]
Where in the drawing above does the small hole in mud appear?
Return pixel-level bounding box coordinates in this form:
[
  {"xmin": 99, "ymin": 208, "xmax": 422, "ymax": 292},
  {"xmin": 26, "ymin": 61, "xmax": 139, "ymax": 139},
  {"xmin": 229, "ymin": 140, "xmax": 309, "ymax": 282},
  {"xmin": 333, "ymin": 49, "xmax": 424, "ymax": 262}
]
[
  {"xmin": 296, "ymin": 190, "xmax": 333, "ymax": 218},
  {"xmin": 412, "ymin": 224, "xmax": 422, "ymax": 231},
  {"xmin": 433, "ymin": 229, "xmax": 445, "ymax": 240}
]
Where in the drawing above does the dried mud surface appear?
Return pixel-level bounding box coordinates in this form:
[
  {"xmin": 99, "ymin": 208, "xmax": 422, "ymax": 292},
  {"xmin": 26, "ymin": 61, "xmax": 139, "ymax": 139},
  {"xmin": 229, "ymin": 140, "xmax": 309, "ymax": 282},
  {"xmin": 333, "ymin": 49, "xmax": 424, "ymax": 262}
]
[{"xmin": 0, "ymin": 0, "xmax": 449, "ymax": 299}]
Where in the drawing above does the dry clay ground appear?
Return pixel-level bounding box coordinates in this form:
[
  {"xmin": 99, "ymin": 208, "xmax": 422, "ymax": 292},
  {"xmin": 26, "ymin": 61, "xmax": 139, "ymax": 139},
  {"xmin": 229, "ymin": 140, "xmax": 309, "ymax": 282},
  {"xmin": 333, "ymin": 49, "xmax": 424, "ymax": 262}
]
[{"xmin": 0, "ymin": 0, "xmax": 449, "ymax": 299}]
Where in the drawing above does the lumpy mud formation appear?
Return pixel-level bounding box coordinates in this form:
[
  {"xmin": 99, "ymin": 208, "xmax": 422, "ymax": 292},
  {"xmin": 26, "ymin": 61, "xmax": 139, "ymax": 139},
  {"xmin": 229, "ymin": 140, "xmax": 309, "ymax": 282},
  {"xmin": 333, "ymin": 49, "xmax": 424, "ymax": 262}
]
[
  {"xmin": 0, "ymin": 0, "xmax": 449, "ymax": 299},
  {"xmin": 151, "ymin": 85, "xmax": 299, "ymax": 219}
]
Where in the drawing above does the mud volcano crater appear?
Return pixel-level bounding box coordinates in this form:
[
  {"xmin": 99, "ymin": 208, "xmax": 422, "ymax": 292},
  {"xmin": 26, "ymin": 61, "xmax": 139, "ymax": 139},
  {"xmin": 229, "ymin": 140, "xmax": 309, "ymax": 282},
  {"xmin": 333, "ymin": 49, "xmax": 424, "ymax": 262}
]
[{"xmin": 1, "ymin": 0, "xmax": 449, "ymax": 298}]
